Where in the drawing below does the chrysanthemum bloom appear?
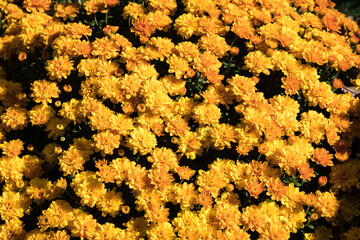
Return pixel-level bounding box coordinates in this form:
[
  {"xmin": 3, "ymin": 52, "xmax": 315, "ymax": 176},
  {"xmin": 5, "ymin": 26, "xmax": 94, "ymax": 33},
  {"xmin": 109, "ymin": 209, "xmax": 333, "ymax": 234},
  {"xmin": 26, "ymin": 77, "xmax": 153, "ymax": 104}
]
[
  {"xmin": 1, "ymin": 106, "xmax": 28, "ymax": 131},
  {"xmin": 146, "ymin": 222, "xmax": 176, "ymax": 240},
  {"xmin": 22, "ymin": 155, "xmax": 44, "ymax": 179},
  {"xmin": 264, "ymin": 177, "xmax": 287, "ymax": 202},
  {"xmin": 127, "ymin": 127, "xmax": 157, "ymax": 155},
  {"xmin": 72, "ymin": 40, "xmax": 92, "ymax": 58},
  {"xmin": 0, "ymin": 191, "xmax": 31, "ymax": 221},
  {"xmin": 329, "ymin": 159, "xmax": 359, "ymax": 192},
  {"xmin": 177, "ymin": 131, "xmax": 203, "ymax": 160},
  {"xmin": 68, "ymin": 209, "xmax": 99, "ymax": 239},
  {"xmin": 96, "ymin": 222, "xmax": 126, "ymax": 239},
  {"xmin": 58, "ymin": 98, "xmax": 84, "ymax": 124},
  {"xmin": 312, "ymin": 148, "xmax": 334, "ymax": 167},
  {"xmin": 281, "ymin": 76, "xmax": 301, "ymax": 95},
  {"xmin": 0, "ymin": 139, "xmax": 24, "ymax": 158},
  {"xmin": 83, "ymin": 0, "xmax": 107, "ymax": 15},
  {"xmin": 193, "ymin": 103, "xmax": 221, "ymax": 126},
  {"xmin": 71, "ymin": 171, "xmax": 106, "ymax": 208},
  {"xmin": 37, "ymin": 200, "xmax": 73, "ymax": 231},
  {"xmin": 92, "ymin": 37, "xmax": 120, "ymax": 60},
  {"xmin": 167, "ymin": 54, "xmax": 189, "ymax": 79},
  {"xmin": 23, "ymin": 0, "xmax": 51, "ymax": 12},
  {"xmin": 147, "ymin": 147, "xmax": 179, "ymax": 171},
  {"xmin": 92, "ymin": 130, "xmax": 121, "ymax": 156},
  {"xmin": 54, "ymin": 3, "xmax": 80, "ymax": 21},
  {"xmin": 29, "ymin": 104, "xmax": 56, "ymax": 126},
  {"xmin": 46, "ymin": 55, "xmax": 75, "ymax": 81},
  {"xmin": 198, "ymin": 34, "xmax": 230, "ymax": 58},
  {"xmin": 332, "ymin": 78, "xmax": 344, "ymax": 89},
  {"xmin": 243, "ymin": 50, "xmax": 274, "ymax": 75},
  {"xmin": 314, "ymin": 191, "xmax": 339, "ymax": 218},
  {"xmin": 210, "ymin": 123, "xmax": 237, "ymax": 150},
  {"xmin": 96, "ymin": 188, "xmax": 124, "ymax": 217},
  {"xmin": 175, "ymin": 13, "xmax": 200, "ymax": 39},
  {"xmin": 30, "ymin": 79, "xmax": 60, "ymax": 104},
  {"xmin": 58, "ymin": 146, "xmax": 87, "ymax": 176},
  {"xmin": 131, "ymin": 16, "xmax": 156, "ymax": 43},
  {"xmin": 51, "ymin": 36, "xmax": 75, "ymax": 57}
]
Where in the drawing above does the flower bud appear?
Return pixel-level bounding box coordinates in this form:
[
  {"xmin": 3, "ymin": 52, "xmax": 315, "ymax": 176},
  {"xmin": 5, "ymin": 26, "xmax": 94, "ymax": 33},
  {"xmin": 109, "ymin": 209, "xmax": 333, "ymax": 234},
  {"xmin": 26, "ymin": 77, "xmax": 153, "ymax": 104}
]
[
  {"xmin": 310, "ymin": 213, "xmax": 318, "ymax": 221},
  {"xmin": 318, "ymin": 176, "xmax": 327, "ymax": 186},
  {"xmin": 230, "ymin": 46, "xmax": 239, "ymax": 56}
]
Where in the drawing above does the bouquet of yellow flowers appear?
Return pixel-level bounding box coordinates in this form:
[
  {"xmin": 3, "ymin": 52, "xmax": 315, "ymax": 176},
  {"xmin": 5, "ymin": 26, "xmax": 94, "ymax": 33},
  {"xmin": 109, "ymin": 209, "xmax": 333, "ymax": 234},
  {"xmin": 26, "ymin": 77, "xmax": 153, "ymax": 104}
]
[{"xmin": 0, "ymin": 0, "xmax": 360, "ymax": 239}]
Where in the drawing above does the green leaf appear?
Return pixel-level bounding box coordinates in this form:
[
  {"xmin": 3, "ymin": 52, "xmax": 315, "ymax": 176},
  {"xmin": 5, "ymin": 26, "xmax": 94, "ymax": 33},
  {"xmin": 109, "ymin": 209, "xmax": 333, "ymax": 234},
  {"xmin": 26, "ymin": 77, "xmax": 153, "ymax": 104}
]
[{"xmin": 307, "ymin": 224, "xmax": 315, "ymax": 230}]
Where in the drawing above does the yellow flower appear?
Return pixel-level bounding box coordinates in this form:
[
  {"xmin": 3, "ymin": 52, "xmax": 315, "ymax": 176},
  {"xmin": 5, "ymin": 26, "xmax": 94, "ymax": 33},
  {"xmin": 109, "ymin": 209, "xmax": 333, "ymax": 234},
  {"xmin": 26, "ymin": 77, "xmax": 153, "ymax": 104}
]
[
  {"xmin": 177, "ymin": 131, "xmax": 203, "ymax": 160},
  {"xmin": 243, "ymin": 50, "xmax": 273, "ymax": 76},
  {"xmin": 0, "ymin": 191, "xmax": 31, "ymax": 221},
  {"xmin": 58, "ymin": 98, "xmax": 84, "ymax": 124},
  {"xmin": 51, "ymin": 36, "xmax": 75, "ymax": 57},
  {"xmin": 29, "ymin": 103, "xmax": 56, "ymax": 126},
  {"xmin": 127, "ymin": 127, "xmax": 157, "ymax": 155},
  {"xmin": 68, "ymin": 209, "xmax": 98, "ymax": 240},
  {"xmin": 197, "ymin": 34, "xmax": 230, "ymax": 58},
  {"xmin": 46, "ymin": 55, "xmax": 75, "ymax": 81},
  {"xmin": 210, "ymin": 123, "xmax": 237, "ymax": 150},
  {"xmin": 167, "ymin": 54, "xmax": 189, "ymax": 79},
  {"xmin": 92, "ymin": 130, "xmax": 121, "ymax": 156},
  {"xmin": 174, "ymin": 13, "xmax": 199, "ymax": 39},
  {"xmin": 54, "ymin": 3, "xmax": 80, "ymax": 21},
  {"xmin": 193, "ymin": 103, "xmax": 221, "ymax": 126},
  {"xmin": 147, "ymin": 222, "xmax": 176, "ymax": 240},
  {"xmin": 1, "ymin": 106, "xmax": 28, "ymax": 132},
  {"xmin": 71, "ymin": 171, "xmax": 107, "ymax": 208},
  {"xmin": 160, "ymin": 74, "xmax": 186, "ymax": 96},
  {"xmin": 314, "ymin": 191, "xmax": 339, "ymax": 218},
  {"xmin": 96, "ymin": 188, "xmax": 124, "ymax": 217},
  {"xmin": 58, "ymin": 146, "xmax": 87, "ymax": 176},
  {"xmin": 83, "ymin": 0, "xmax": 107, "ymax": 15},
  {"xmin": 91, "ymin": 37, "xmax": 120, "ymax": 60},
  {"xmin": 23, "ymin": 0, "xmax": 51, "ymax": 12},
  {"xmin": 0, "ymin": 139, "xmax": 24, "ymax": 157},
  {"xmin": 22, "ymin": 155, "xmax": 43, "ymax": 179},
  {"xmin": 299, "ymin": 110, "xmax": 328, "ymax": 144},
  {"xmin": 147, "ymin": 147, "xmax": 179, "ymax": 170},
  {"xmin": 25, "ymin": 178, "xmax": 53, "ymax": 202},
  {"xmin": 95, "ymin": 222, "xmax": 126, "ymax": 240},
  {"xmin": 30, "ymin": 79, "xmax": 60, "ymax": 104}
]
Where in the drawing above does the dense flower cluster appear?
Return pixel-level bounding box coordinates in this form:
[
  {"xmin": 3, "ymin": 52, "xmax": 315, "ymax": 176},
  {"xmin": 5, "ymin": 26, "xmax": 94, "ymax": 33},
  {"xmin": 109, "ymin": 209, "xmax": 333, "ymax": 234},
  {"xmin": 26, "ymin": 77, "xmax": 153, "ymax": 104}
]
[{"xmin": 0, "ymin": 0, "xmax": 360, "ymax": 239}]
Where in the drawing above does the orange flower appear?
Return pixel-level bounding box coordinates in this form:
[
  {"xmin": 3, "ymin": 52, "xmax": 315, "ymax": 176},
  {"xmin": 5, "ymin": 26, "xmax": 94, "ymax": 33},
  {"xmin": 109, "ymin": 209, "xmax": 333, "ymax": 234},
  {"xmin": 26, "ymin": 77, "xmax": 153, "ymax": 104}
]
[
  {"xmin": 243, "ymin": 51, "xmax": 273, "ymax": 76},
  {"xmin": 281, "ymin": 76, "xmax": 301, "ymax": 95},
  {"xmin": 245, "ymin": 178, "xmax": 266, "ymax": 199},
  {"xmin": 265, "ymin": 177, "xmax": 287, "ymax": 201},
  {"xmin": 298, "ymin": 163, "xmax": 315, "ymax": 181},
  {"xmin": 312, "ymin": 148, "xmax": 334, "ymax": 167},
  {"xmin": 332, "ymin": 78, "xmax": 344, "ymax": 89},
  {"xmin": 18, "ymin": 52, "xmax": 27, "ymax": 61},
  {"xmin": 131, "ymin": 16, "xmax": 156, "ymax": 43},
  {"xmin": 196, "ymin": 190, "xmax": 213, "ymax": 209},
  {"xmin": 236, "ymin": 142, "xmax": 251, "ymax": 156},
  {"xmin": 176, "ymin": 166, "xmax": 196, "ymax": 180}
]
